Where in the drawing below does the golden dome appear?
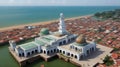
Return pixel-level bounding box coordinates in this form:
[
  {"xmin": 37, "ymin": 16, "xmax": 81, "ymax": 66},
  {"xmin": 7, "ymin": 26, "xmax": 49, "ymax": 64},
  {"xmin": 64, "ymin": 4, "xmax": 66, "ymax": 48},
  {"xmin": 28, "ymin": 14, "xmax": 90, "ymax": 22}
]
[{"xmin": 76, "ymin": 35, "xmax": 86, "ymax": 44}]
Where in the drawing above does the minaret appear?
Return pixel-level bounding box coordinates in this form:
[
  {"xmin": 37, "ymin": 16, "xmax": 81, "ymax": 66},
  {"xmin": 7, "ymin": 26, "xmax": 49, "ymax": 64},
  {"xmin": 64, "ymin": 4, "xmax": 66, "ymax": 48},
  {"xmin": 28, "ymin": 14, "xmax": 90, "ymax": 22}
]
[
  {"xmin": 9, "ymin": 40, "xmax": 16, "ymax": 51},
  {"xmin": 58, "ymin": 13, "xmax": 67, "ymax": 35}
]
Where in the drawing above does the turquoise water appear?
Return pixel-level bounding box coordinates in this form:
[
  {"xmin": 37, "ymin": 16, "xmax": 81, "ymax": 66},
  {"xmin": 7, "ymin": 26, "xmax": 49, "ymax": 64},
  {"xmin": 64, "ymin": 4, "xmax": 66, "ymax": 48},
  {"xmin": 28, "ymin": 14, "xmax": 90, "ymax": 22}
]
[{"xmin": 0, "ymin": 6, "xmax": 120, "ymax": 28}]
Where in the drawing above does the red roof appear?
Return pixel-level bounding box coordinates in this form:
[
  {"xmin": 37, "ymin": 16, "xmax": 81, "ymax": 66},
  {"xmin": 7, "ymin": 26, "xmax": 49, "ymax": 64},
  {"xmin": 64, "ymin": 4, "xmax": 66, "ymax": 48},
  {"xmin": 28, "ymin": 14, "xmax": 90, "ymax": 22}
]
[{"xmin": 111, "ymin": 53, "xmax": 118, "ymax": 59}]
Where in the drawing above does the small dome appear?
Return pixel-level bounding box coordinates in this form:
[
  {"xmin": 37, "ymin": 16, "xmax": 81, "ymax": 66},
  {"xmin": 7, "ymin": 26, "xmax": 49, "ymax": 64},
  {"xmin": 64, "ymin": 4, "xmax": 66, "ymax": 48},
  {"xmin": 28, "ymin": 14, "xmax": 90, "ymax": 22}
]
[
  {"xmin": 40, "ymin": 28, "xmax": 49, "ymax": 35},
  {"xmin": 76, "ymin": 35, "xmax": 86, "ymax": 44}
]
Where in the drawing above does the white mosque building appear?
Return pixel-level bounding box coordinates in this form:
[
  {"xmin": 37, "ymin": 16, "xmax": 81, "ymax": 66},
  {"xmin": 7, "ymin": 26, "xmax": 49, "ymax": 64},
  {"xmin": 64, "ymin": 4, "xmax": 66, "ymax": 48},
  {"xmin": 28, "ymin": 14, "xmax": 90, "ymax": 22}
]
[{"xmin": 9, "ymin": 13, "xmax": 96, "ymax": 61}]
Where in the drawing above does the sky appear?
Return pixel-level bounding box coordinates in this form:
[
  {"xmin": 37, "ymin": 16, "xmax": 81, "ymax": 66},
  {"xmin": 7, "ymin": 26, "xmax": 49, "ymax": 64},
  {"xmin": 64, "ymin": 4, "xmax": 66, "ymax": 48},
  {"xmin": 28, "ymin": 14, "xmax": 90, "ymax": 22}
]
[{"xmin": 0, "ymin": 0, "xmax": 120, "ymax": 6}]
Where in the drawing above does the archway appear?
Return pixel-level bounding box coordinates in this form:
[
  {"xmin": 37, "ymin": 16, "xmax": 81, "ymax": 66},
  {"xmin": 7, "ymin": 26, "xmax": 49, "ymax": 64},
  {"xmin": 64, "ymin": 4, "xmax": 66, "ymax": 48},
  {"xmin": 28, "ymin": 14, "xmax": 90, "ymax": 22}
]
[
  {"xmin": 87, "ymin": 50, "xmax": 89, "ymax": 55},
  {"xmin": 67, "ymin": 53, "xmax": 70, "ymax": 56},
  {"xmin": 75, "ymin": 55, "xmax": 77, "ymax": 59},
  {"xmin": 47, "ymin": 51, "xmax": 49, "ymax": 55},
  {"xmin": 92, "ymin": 47, "xmax": 94, "ymax": 51},
  {"xmin": 27, "ymin": 52, "xmax": 30, "ymax": 56},
  {"xmin": 75, "ymin": 47, "xmax": 77, "ymax": 51},
  {"xmin": 63, "ymin": 40, "xmax": 66, "ymax": 44},
  {"xmin": 63, "ymin": 51, "xmax": 65, "ymax": 54},
  {"xmin": 68, "ymin": 39, "xmax": 71, "ymax": 42},
  {"xmin": 59, "ymin": 42, "xmax": 62, "ymax": 46},
  {"xmin": 35, "ymin": 50, "xmax": 38, "ymax": 53},
  {"xmin": 51, "ymin": 50, "xmax": 53, "ymax": 53},
  {"xmin": 32, "ymin": 51, "xmax": 34, "ymax": 54},
  {"xmin": 22, "ymin": 53, "xmax": 24, "ymax": 56},
  {"xmin": 54, "ymin": 49, "xmax": 56, "ymax": 53},
  {"xmin": 71, "ymin": 54, "xmax": 74, "ymax": 57},
  {"xmin": 44, "ymin": 51, "xmax": 46, "ymax": 54},
  {"xmin": 57, "ymin": 49, "xmax": 59, "ymax": 52},
  {"xmin": 60, "ymin": 50, "xmax": 62, "ymax": 53},
  {"xmin": 19, "ymin": 53, "xmax": 21, "ymax": 57},
  {"xmin": 41, "ymin": 50, "xmax": 43, "ymax": 53}
]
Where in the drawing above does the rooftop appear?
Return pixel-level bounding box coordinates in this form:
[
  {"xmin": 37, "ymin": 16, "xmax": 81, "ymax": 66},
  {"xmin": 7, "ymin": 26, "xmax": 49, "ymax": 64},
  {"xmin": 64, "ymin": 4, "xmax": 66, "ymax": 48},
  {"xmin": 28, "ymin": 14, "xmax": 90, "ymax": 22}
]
[{"xmin": 20, "ymin": 42, "xmax": 37, "ymax": 50}]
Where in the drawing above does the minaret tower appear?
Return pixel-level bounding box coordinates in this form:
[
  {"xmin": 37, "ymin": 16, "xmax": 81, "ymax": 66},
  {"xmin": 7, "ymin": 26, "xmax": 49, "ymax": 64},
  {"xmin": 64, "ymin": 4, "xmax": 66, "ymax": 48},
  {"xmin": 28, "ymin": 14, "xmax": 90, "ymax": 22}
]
[
  {"xmin": 58, "ymin": 13, "xmax": 67, "ymax": 35},
  {"xmin": 9, "ymin": 40, "xmax": 16, "ymax": 51}
]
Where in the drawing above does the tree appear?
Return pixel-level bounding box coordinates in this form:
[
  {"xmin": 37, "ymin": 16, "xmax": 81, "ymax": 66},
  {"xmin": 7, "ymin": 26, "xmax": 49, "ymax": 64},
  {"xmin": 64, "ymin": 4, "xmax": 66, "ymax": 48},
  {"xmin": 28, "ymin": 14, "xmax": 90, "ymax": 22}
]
[{"xmin": 103, "ymin": 55, "xmax": 114, "ymax": 66}]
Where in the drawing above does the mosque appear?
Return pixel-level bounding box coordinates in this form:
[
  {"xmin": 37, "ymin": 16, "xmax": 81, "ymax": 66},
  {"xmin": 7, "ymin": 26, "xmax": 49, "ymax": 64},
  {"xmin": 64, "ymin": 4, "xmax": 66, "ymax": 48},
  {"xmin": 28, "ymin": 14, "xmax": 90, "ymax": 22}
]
[{"xmin": 9, "ymin": 13, "xmax": 96, "ymax": 61}]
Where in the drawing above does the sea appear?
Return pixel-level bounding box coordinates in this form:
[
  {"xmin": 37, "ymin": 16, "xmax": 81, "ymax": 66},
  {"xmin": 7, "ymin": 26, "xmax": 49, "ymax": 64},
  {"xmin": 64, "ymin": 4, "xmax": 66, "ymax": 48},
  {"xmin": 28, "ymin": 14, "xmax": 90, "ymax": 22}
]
[
  {"xmin": 0, "ymin": 6, "xmax": 120, "ymax": 67},
  {"xmin": 0, "ymin": 6, "xmax": 120, "ymax": 28}
]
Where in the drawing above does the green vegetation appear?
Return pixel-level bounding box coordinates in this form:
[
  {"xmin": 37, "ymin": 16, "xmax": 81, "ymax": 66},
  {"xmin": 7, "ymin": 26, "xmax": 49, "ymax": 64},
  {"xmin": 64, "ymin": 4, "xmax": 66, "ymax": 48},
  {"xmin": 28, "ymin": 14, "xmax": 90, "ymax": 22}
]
[
  {"xmin": 94, "ymin": 9, "xmax": 120, "ymax": 21},
  {"xmin": 113, "ymin": 47, "xmax": 120, "ymax": 51},
  {"xmin": 103, "ymin": 55, "xmax": 114, "ymax": 66},
  {"xmin": 96, "ymin": 39, "xmax": 102, "ymax": 43}
]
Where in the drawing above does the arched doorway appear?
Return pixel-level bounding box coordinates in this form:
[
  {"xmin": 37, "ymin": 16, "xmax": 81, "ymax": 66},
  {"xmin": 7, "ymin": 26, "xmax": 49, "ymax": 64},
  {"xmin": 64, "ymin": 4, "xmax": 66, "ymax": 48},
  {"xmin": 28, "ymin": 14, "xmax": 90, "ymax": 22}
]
[
  {"xmin": 87, "ymin": 50, "xmax": 89, "ymax": 55},
  {"xmin": 27, "ymin": 52, "xmax": 30, "ymax": 56},
  {"xmin": 44, "ymin": 51, "xmax": 46, "ymax": 54},
  {"xmin": 75, "ymin": 47, "xmax": 77, "ymax": 51},
  {"xmin": 32, "ymin": 51, "xmax": 34, "ymax": 54},
  {"xmin": 63, "ymin": 40, "xmax": 66, "ymax": 44},
  {"xmin": 80, "ymin": 55, "xmax": 83, "ymax": 60},
  {"xmin": 67, "ymin": 53, "xmax": 70, "ymax": 56},
  {"xmin": 71, "ymin": 54, "xmax": 74, "ymax": 57},
  {"xmin": 22, "ymin": 53, "xmax": 24, "ymax": 56},
  {"xmin": 63, "ymin": 51, "xmax": 65, "ymax": 54},
  {"xmin": 92, "ymin": 47, "xmax": 94, "ymax": 51},
  {"xmin": 59, "ymin": 50, "xmax": 62, "ymax": 53},
  {"xmin": 75, "ymin": 55, "xmax": 77, "ymax": 59},
  {"xmin": 54, "ymin": 49, "xmax": 56, "ymax": 53},
  {"xmin": 19, "ymin": 53, "xmax": 21, "ymax": 57},
  {"xmin": 51, "ymin": 50, "xmax": 53, "ymax": 53},
  {"xmin": 68, "ymin": 39, "xmax": 70, "ymax": 42},
  {"xmin": 41, "ymin": 50, "xmax": 43, "ymax": 53},
  {"xmin": 57, "ymin": 49, "xmax": 59, "ymax": 52},
  {"xmin": 35, "ymin": 50, "xmax": 38, "ymax": 53},
  {"xmin": 59, "ymin": 42, "xmax": 62, "ymax": 46},
  {"xmin": 47, "ymin": 51, "xmax": 49, "ymax": 55}
]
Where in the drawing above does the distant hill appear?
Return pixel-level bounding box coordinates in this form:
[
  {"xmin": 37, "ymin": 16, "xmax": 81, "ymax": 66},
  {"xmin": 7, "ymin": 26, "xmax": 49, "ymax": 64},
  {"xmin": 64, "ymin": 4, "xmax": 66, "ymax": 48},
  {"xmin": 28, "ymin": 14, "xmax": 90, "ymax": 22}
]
[{"xmin": 94, "ymin": 9, "xmax": 120, "ymax": 21}]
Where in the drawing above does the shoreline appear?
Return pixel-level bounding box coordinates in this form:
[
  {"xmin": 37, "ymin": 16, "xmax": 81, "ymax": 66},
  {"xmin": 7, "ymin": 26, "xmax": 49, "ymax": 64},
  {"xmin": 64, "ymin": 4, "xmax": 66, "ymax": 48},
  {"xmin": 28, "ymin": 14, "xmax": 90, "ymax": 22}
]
[{"xmin": 0, "ymin": 15, "xmax": 92, "ymax": 31}]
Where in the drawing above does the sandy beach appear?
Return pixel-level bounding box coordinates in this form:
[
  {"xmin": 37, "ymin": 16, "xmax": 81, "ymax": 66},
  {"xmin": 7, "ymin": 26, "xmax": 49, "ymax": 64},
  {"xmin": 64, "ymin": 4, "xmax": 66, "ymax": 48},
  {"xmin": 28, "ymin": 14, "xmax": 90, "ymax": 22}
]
[{"xmin": 0, "ymin": 15, "xmax": 91, "ymax": 32}]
